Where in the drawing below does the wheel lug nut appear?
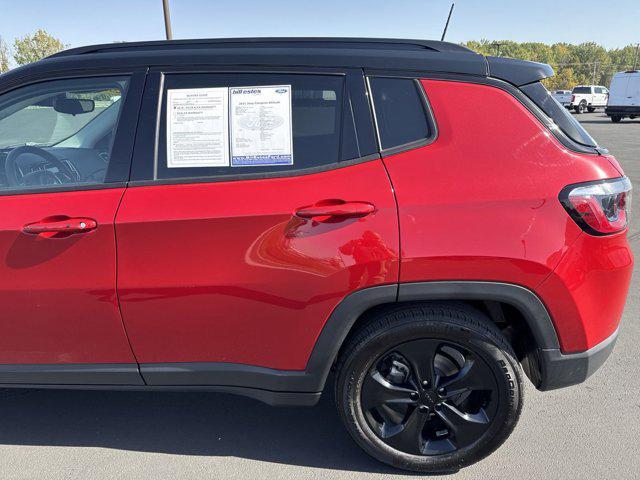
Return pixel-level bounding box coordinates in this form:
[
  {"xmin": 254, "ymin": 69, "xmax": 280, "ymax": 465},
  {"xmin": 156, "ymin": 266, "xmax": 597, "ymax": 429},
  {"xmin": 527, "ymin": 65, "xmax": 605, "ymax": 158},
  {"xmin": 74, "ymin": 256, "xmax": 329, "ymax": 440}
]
[
  {"xmin": 438, "ymin": 387, "xmax": 446, "ymax": 396},
  {"xmin": 421, "ymin": 380, "xmax": 429, "ymax": 388},
  {"xmin": 418, "ymin": 405, "xmax": 430, "ymax": 413},
  {"xmin": 435, "ymin": 403, "xmax": 443, "ymax": 410},
  {"xmin": 410, "ymin": 392, "xmax": 418, "ymax": 400}
]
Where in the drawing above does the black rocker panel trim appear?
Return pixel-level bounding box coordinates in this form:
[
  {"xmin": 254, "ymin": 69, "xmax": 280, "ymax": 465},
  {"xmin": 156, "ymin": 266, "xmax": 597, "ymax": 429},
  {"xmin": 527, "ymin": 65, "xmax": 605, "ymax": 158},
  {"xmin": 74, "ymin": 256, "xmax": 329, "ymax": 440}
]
[
  {"xmin": 0, "ymin": 383, "xmax": 320, "ymax": 407},
  {"xmin": 140, "ymin": 362, "xmax": 309, "ymax": 389},
  {"xmin": 0, "ymin": 363, "xmax": 144, "ymax": 385}
]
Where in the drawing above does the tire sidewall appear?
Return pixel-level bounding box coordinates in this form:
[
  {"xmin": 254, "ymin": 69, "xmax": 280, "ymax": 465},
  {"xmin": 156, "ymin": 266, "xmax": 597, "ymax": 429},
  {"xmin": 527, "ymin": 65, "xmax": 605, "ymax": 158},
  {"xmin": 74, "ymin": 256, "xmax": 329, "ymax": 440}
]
[{"xmin": 337, "ymin": 318, "xmax": 522, "ymax": 472}]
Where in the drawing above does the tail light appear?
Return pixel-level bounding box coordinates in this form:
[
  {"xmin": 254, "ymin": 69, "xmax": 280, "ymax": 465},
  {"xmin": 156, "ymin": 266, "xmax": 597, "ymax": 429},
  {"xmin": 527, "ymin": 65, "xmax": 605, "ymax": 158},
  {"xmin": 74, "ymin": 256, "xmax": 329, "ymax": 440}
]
[
  {"xmin": 560, "ymin": 177, "xmax": 632, "ymax": 235},
  {"xmin": 571, "ymin": 95, "xmax": 576, "ymax": 102}
]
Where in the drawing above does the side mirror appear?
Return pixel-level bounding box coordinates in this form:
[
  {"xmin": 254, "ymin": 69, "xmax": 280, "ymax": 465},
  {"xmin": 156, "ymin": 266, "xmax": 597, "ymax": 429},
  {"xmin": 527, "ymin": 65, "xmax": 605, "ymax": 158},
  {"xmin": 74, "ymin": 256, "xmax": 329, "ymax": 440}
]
[{"xmin": 53, "ymin": 95, "xmax": 95, "ymax": 115}]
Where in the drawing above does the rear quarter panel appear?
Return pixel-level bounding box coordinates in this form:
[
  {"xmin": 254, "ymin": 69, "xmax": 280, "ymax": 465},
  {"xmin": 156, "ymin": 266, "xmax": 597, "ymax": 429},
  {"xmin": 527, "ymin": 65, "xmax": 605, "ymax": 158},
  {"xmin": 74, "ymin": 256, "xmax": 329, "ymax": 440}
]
[{"xmin": 382, "ymin": 79, "xmax": 624, "ymax": 351}]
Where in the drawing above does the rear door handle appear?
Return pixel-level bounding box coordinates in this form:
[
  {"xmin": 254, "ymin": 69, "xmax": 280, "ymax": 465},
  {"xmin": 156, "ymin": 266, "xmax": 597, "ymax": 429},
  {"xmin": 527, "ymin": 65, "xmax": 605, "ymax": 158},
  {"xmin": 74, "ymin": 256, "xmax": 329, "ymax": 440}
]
[
  {"xmin": 23, "ymin": 217, "xmax": 98, "ymax": 236},
  {"xmin": 295, "ymin": 200, "xmax": 376, "ymax": 219}
]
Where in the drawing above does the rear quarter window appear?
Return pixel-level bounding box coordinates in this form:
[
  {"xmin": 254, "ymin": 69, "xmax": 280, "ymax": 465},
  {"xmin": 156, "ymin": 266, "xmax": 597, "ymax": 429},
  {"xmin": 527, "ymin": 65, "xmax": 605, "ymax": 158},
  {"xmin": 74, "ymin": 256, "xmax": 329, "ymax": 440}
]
[{"xmin": 521, "ymin": 82, "xmax": 598, "ymax": 148}]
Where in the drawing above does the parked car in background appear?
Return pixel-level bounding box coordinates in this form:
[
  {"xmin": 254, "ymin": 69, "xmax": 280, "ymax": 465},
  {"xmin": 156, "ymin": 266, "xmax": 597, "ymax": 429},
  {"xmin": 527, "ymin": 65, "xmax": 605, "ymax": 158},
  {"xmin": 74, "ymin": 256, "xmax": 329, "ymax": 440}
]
[
  {"xmin": 0, "ymin": 38, "xmax": 633, "ymax": 473},
  {"xmin": 605, "ymin": 70, "xmax": 640, "ymax": 122},
  {"xmin": 551, "ymin": 89, "xmax": 572, "ymax": 107},
  {"xmin": 570, "ymin": 85, "xmax": 609, "ymax": 113}
]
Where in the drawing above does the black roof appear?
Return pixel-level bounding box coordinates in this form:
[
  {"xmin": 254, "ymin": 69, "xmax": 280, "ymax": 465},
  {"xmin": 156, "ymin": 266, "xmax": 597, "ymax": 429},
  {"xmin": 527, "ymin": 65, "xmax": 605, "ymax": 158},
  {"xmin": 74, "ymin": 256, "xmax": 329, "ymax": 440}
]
[
  {"xmin": 1, "ymin": 38, "xmax": 553, "ymax": 88},
  {"xmin": 50, "ymin": 37, "xmax": 477, "ymax": 57}
]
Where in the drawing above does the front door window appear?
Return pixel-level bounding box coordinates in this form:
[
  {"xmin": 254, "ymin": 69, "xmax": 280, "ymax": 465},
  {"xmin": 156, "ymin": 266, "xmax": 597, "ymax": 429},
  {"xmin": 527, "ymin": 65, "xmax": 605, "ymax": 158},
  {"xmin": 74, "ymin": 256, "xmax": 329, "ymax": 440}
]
[{"xmin": 0, "ymin": 76, "xmax": 129, "ymax": 191}]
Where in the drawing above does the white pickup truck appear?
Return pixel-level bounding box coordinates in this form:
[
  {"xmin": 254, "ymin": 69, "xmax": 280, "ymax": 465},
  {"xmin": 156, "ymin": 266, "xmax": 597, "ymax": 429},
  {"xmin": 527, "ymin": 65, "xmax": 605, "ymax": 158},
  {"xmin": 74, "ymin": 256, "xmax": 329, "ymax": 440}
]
[
  {"xmin": 570, "ymin": 85, "xmax": 609, "ymax": 113},
  {"xmin": 551, "ymin": 90, "xmax": 572, "ymax": 108}
]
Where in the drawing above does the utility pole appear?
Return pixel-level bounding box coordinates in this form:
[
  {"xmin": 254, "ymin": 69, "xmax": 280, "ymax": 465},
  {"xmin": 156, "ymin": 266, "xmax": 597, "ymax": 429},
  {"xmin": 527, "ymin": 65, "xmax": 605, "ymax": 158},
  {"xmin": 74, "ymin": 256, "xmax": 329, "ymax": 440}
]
[
  {"xmin": 441, "ymin": 3, "xmax": 455, "ymax": 41},
  {"xmin": 493, "ymin": 42, "xmax": 502, "ymax": 57},
  {"xmin": 633, "ymin": 43, "xmax": 639, "ymax": 70},
  {"xmin": 162, "ymin": 0, "xmax": 173, "ymax": 40},
  {"xmin": 592, "ymin": 61, "xmax": 598, "ymax": 84}
]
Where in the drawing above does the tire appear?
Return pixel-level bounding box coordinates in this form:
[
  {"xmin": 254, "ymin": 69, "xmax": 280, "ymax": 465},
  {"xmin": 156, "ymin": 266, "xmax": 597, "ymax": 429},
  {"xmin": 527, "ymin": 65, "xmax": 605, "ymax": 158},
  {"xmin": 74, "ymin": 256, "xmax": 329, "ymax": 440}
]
[
  {"xmin": 335, "ymin": 303, "xmax": 523, "ymax": 473},
  {"xmin": 587, "ymin": 106, "xmax": 596, "ymax": 113},
  {"xmin": 611, "ymin": 115, "xmax": 622, "ymax": 123},
  {"xmin": 575, "ymin": 101, "xmax": 587, "ymax": 114}
]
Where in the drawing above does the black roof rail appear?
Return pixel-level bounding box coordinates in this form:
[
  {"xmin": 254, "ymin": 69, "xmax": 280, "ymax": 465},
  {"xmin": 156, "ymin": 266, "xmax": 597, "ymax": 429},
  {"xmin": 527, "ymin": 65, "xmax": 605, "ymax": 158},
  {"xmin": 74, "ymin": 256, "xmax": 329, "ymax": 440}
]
[{"xmin": 49, "ymin": 37, "xmax": 476, "ymax": 59}]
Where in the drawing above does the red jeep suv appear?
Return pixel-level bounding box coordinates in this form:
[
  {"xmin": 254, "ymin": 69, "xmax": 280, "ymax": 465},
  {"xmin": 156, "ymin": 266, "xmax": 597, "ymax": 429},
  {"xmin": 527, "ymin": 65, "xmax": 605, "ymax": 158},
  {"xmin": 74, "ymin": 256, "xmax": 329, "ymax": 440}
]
[{"xmin": 0, "ymin": 38, "xmax": 632, "ymax": 472}]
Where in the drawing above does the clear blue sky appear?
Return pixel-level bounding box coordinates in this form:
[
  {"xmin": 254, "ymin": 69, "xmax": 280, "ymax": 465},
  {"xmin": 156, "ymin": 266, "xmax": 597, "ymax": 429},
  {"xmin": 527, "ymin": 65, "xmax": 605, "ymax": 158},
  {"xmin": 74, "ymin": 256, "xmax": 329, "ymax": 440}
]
[{"xmin": 1, "ymin": 0, "xmax": 638, "ymax": 49}]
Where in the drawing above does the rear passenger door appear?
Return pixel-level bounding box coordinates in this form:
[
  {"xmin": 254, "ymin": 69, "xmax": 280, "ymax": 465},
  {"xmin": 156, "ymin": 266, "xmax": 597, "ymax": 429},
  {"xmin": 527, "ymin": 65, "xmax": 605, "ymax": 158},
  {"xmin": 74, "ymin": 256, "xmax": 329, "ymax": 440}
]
[{"xmin": 115, "ymin": 68, "xmax": 399, "ymax": 381}]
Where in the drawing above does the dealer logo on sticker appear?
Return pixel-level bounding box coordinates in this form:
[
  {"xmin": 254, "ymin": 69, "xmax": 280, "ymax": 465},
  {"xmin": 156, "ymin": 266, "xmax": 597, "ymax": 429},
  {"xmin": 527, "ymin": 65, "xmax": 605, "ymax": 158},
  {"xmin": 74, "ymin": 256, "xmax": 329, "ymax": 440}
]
[
  {"xmin": 231, "ymin": 88, "xmax": 261, "ymax": 95},
  {"xmin": 275, "ymin": 88, "xmax": 287, "ymax": 94}
]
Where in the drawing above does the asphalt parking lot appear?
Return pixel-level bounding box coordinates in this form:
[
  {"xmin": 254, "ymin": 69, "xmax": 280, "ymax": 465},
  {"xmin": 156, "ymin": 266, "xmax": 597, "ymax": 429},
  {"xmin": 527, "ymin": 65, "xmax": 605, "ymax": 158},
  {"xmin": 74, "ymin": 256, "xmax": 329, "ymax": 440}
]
[{"xmin": 0, "ymin": 112, "xmax": 637, "ymax": 479}]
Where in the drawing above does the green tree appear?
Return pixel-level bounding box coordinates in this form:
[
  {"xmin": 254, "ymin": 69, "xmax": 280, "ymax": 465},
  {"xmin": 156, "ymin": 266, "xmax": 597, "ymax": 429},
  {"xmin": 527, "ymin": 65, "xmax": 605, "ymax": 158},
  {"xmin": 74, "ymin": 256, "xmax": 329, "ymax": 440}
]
[
  {"xmin": 12, "ymin": 29, "xmax": 65, "ymax": 66},
  {"xmin": 0, "ymin": 36, "xmax": 9, "ymax": 73}
]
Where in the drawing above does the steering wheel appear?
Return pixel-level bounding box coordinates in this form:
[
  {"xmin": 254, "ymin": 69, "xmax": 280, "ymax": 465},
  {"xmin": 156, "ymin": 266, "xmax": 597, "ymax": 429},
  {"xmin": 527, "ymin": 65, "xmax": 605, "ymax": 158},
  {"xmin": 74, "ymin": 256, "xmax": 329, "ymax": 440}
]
[{"xmin": 5, "ymin": 145, "xmax": 77, "ymax": 187}]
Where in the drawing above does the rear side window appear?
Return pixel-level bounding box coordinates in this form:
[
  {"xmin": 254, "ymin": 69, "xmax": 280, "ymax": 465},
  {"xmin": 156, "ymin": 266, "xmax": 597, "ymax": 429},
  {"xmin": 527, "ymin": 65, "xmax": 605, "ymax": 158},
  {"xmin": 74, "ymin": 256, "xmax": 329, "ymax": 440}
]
[
  {"xmin": 521, "ymin": 82, "xmax": 597, "ymax": 148},
  {"xmin": 368, "ymin": 77, "xmax": 432, "ymax": 151},
  {"xmin": 156, "ymin": 73, "xmax": 358, "ymax": 180},
  {"xmin": 572, "ymin": 86, "xmax": 592, "ymax": 94}
]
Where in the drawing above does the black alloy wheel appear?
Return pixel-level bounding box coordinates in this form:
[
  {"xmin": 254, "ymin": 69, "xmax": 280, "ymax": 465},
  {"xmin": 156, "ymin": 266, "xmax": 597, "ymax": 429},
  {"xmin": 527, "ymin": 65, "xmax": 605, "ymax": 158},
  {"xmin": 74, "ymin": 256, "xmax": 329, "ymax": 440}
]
[
  {"xmin": 336, "ymin": 303, "xmax": 523, "ymax": 473},
  {"xmin": 361, "ymin": 339, "xmax": 498, "ymax": 456}
]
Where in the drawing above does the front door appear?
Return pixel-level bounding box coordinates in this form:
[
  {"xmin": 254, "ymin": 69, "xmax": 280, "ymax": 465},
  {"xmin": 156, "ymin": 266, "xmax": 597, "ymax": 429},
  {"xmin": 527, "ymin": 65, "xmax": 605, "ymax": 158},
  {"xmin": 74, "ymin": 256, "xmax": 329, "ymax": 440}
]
[
  {"xmin": 115, "ymin": 69, "xmax": 399, "ymax": 382},
  {"xmin": 0, "ymin": 73, "xmax": 144, "ymax": 384}
]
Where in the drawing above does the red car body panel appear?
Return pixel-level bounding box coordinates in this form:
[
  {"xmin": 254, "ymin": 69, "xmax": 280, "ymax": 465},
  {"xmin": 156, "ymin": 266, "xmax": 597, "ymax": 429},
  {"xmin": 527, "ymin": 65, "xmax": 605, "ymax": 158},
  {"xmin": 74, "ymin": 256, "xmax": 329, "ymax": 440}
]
[
  {"xmin": 381, "ymin": 79, "xmax": 631, "ymax": 353},
  {"xmin": 0, "ymin": 188, "xmax": 137, "ymax": 364},
  {"xmin": 537, "ymin": 231, "xmax": 633, "ymax": 351},
  {"xmin": 115, "ymin": 161, "xmax": 399, "ymax": 369}
]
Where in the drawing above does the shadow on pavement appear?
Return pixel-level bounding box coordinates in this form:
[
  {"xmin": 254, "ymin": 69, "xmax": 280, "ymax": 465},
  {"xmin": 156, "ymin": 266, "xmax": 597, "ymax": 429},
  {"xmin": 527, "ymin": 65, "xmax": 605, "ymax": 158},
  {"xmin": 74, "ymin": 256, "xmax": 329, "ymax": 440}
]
[{"xmin": 0, "ymin": 386, "xmax": 431, "ymax": 475}]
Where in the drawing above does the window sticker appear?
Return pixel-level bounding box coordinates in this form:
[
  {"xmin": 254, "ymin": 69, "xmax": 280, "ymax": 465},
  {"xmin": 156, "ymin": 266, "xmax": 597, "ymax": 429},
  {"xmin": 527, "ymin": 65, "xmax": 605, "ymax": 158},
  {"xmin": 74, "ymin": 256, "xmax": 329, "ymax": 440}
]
[
  {"xmin": 229, "ymin": 85, "xmax": 294, "ymax": 167},
  {"xmin": 166, "ymin": 87, "xmax": 229, "ymax": 168}
]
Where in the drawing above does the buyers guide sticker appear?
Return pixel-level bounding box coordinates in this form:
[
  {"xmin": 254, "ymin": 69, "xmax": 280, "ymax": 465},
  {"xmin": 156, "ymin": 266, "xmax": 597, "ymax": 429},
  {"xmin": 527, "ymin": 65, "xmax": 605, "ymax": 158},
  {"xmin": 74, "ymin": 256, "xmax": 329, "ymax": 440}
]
[
  {"xmin": 229, "ymin": 85, "xmax": 293, "ymax": 167},
  {"xmin": 166, "ymin": 87, "xmax": 229, "ymax": 168}
]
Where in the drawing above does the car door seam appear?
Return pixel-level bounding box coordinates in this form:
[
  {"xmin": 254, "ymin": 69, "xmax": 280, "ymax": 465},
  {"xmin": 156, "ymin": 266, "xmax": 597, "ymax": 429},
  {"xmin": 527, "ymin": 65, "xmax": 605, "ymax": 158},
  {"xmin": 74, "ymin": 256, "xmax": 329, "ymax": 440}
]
[{"xmin": 113, "ymin": 187, "xmax": 146, "ymax": 384}]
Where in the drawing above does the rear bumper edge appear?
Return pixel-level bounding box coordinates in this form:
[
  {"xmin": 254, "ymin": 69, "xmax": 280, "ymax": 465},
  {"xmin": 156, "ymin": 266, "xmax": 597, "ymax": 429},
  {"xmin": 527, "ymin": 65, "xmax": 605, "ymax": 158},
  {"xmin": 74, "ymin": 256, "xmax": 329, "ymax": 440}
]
[{"xmin": 536, "ymin": 327, "xmax": 619, "ymax": 391}]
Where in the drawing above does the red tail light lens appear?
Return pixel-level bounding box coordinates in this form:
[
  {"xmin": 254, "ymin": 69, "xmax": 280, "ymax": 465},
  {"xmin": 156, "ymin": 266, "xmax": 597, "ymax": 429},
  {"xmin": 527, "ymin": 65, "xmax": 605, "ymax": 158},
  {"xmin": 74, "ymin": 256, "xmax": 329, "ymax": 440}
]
[
  {"xmin": 571, "ymin": 95, "xmax": 576, "ymax": 102},
  {"xmin": 560, "ymin": 177, "xmax": 633, "ymax": 235}
]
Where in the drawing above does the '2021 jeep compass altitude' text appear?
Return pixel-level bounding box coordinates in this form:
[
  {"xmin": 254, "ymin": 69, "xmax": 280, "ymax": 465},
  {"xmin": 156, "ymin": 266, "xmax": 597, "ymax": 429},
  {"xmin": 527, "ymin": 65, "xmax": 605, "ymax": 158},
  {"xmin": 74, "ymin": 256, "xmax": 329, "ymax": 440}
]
[{"xmin": 0, "ymin": 38, "xmax": 632, "ymax": 472}]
